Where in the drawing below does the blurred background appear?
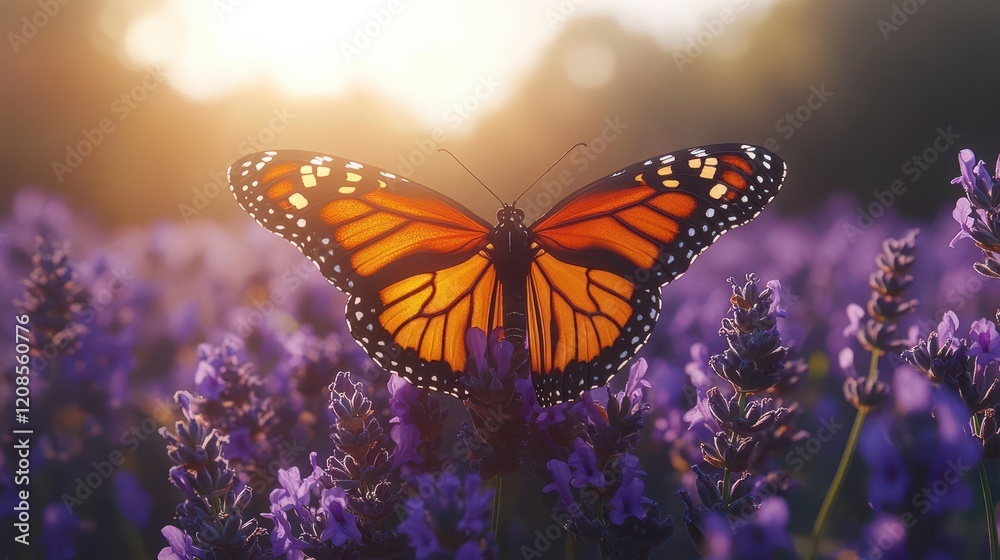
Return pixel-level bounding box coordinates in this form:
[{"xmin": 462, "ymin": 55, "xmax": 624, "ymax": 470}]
[
  {"xmin": 3, "ymin": 0, "xmax": 999, "ymax": 227},
  {"xmin": 4, "ymin": 1, "xmax": 1000, "ymax": 559}
]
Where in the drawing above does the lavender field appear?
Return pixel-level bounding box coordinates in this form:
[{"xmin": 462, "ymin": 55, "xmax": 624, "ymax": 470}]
[
  {"xmin": 2, "ymin": 144, "xmax": 999, "ymax": 559},
  {"xmin": 5, "ymin": 1, "xmax": 1000, "ymax": 559}
]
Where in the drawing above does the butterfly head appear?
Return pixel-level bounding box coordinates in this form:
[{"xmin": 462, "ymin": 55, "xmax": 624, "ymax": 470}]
[{"xmin": 496, "ymin": 205, "xmax": 525, "ymax": 225}]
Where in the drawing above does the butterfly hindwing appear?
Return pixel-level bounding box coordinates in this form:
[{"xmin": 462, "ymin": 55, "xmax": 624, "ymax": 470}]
[
  {"xmin": 527, "ymin": 144, "xmax": 785, "ymax": 404},
  {"xmin": 526, "ymin": 249, "xmax": 661, "ymax": 404},
  {"xmin": 346, "ymin": 249, "xmax": 505, "ymax": 398},
  {"xmin": 229, "ymin": 150, "xmax": 495, "ymax": 397}
]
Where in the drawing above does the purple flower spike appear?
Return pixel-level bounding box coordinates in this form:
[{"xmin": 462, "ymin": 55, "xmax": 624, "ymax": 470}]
[
  {"xmin": 947, "ymin": 148, "xmax": 1000, "ymax": 277},
  {"xmin": 568, "ymin": 438, "xmax": 605, "ymax": 488}
]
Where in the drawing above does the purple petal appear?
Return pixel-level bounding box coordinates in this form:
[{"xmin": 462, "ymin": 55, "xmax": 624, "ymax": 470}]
[
  {"xmin": 543, "ymin": 459, "xmax": 577, "ymax": 507},
  {"xmin": 838, "ymin": 347, "xmax": 856, "ymax": 377},
  {"xmin": 950, "ymin": 198, "xmax": 974, "ymax": 247},
  {"xmin": 567, "ymin": 438, "xmax": 604, "ymax": 488},
  {"xmin": 621, "ymin": 358, "xmax": 651, "ymax": 403},
  {"xmin": 319, "ymin": 487, "xmax": 361, "ymax": 545},
  {"xmin": 958, "ymin": 149, "xmax": 978, "ymax": 193},
  {"xmin": 938, "ymin": 311, "xmax": 960, "ymax": 341},
  {"xmin": 465, "ymin": 328, "xmax": 489, "ymax": 374},
  {"xmin": 160, "ymin": 526, "xmax": 195, "ymax": 560},
  {"xmin": 390, "ymin": 424, "xmax": 424, "ymax": 467},
  {"xmin": 609, "ymin": 476, "xmax": 647, "ymax": 525},
  {"xmin": 766, "ymin": 279, "xmax": 787, "ymax": 317},
  {"xmin": 685, "ymin": 343, "xmax": 712, "ymax": 389},
  {"xmin": 492, "ymin": 338, "xmax": 515, "ymax": 380},
  {"xmin": 844, "ymin": 303, "xmax": 865, "ymax": 338},
  {"xmin": 893, "ymin": 366, "xmax": 931, "ymax": 414},
  {"xmin": 456, "ymin": 540, "xmax": 486, "ymax": 560}
]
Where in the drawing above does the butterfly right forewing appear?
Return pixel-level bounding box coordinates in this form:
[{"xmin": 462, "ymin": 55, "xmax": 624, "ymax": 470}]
[{"xmin": 525, "ymin": 144, "xmax": 786, "ymax": 404}]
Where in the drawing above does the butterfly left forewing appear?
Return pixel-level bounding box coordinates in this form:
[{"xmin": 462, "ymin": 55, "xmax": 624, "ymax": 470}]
[
  {"xmin": 526, "ymin": 143, "xmax": 786, "ymax": 404},
  {"xmin": 229, "ymin": 150, "xmax": 497, "ymax": 397}
]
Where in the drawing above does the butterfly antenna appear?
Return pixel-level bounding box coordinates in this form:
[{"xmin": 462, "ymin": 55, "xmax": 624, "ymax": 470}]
[
  {"xmin": 438, "ymin": 148, "xmax": 505, "ymax": 206},
  {"xmin": 512, "ymin": 143, "xmax": 588, "ymax": 206}
]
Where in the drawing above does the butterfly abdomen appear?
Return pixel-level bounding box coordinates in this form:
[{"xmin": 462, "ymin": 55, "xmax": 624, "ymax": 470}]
[{"xmin": 491, "ymin": 206, "xmax": 535, "ymax": 346}]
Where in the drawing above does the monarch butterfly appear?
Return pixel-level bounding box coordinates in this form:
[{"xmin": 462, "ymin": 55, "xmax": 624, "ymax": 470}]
[{"xmin": 229, "ymin": 143, "xmax": 785, "ymax": 406}]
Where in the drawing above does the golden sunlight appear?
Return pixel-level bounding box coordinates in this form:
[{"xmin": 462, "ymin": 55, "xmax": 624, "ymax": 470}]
[{"xmin": 108, "ymin": 0, "xmax": 780, "ymax": 126}]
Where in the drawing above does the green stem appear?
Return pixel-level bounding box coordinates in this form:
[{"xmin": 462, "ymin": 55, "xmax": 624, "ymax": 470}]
[
  {"xmin": 491, "ymin": 475, "xmax": 503, "ymax": 545},
  {"xmin": 980, "ymin": 460, "xmax": 998, "ymax": 560},
  {"xmin": 565, "ymin": 533, "xmax": 578, "ymax": 559},
  {"xmin": 808, "ymin": 350, "xmax": 880, "ymax": 560},
  {"xmin": 721, "ymin": 391, "xmax": 748, "ymax": 507},
  {"xmin": 975, "ymin": 413, "xmax": 999, "ymax": 560}
]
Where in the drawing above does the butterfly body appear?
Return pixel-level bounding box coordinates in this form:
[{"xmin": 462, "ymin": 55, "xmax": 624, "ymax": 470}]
[
  {"xmin": 489, "ymin": 206, "xmax": 534, "ymax": 346},
  {"xmin": 229, "ymin": 144, "xmax": 786, "ymax": 406}
]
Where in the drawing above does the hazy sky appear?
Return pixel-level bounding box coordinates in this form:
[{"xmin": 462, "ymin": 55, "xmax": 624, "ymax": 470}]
[{"xmin": 109, "ymin": 0, "xmax": 781, "ymax": 125}]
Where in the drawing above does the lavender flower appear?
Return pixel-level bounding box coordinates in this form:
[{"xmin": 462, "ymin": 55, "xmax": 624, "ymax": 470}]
[
  {"xmin": 949, "ymin": 149, "xmax": 1000, "ymax": 278},
  {"xmin": 397, "ymin": 473, "xmax": 496, "ymax": 559},
  {"xmin": 184, "ymin": 337, "xmax": 278, "ymax": 471},
  {"xmin": 388, "ymin": 373, "xmax": 448, "ymax": 476},
  {"xmin": 904, "ymin": 314, "xmax": 1000, "ymax": 414},
  {"xmin": 159, "ymin": 392, "xmax": 272, "ymax": 559},
  {"xmin": 709, "ymin": 274, "xmax": 788, "ymax": 393},
  {"xmin": 538, "ymin": 360, "xmax": 674, "ymax": 559},
  {"xmin": 854, "ymin": 230, "xmax": 919, "ymax": 355},
  {"xmin": 458, "ymin": 328, "xmax": 531, "ymax": 480},
  {"xmin": 843, "ymin": 373, "xmax": 892, "ymax": 409},
  {"xmin": 319, "ymin": 371, "xmax": 411, "ymax": 558},
  {"xmin": 263, "ymin": 461, "xmax": 362, "ymax": 557},
  {"xmin": 160, "ymin": 525, "xmax": 206, "ymax": 560},
  {"xmin": 14, "ymin": 236, "xmax": 89, "ymax": 356},
  {"xmin": 680, "ymin": 274, "xmax": 801, "ymax": 553}
]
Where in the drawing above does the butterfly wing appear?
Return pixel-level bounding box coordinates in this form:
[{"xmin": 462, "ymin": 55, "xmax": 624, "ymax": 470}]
[
  {"xmin": 229, "ymin": 150, "xmax": 500, "ymax": 397},
  {"xmin": 527, "ymin": 144, "xmax": 786, "ymax": 404}
]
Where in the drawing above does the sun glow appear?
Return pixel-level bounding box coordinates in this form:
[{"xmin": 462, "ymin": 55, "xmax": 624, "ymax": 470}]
[{"xmin": 109, "ymin": 0, "xmax": 780, "ymax": 126}]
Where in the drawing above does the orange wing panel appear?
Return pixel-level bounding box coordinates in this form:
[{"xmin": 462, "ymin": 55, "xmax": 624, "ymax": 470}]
[{"xmin": 526, "ymin": 251, "xmax": 635, "ymax": 374}]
